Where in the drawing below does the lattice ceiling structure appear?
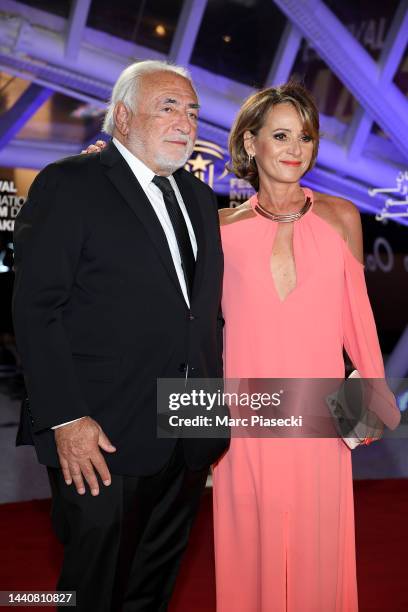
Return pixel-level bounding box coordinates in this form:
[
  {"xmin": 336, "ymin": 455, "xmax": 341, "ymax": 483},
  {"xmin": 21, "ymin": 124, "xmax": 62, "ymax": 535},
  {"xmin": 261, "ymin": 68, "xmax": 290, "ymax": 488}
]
[{"xmin": 0, "ymin": 0, "xmax": 407, "ymax": 222}]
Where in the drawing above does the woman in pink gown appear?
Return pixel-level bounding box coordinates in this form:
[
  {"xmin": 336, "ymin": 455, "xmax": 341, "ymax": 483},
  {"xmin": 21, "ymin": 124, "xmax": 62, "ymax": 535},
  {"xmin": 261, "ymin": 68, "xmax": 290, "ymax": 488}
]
[{"xmin": 212, "ymin": 83, "xmax": 400, "ymax": 611}]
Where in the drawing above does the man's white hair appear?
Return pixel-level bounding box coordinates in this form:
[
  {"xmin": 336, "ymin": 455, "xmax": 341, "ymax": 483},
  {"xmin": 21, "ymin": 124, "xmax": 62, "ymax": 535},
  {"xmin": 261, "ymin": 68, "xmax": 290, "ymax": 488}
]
[{"xmin": 102, "ymin": 60, "xmax": 195, "ymax": 135}]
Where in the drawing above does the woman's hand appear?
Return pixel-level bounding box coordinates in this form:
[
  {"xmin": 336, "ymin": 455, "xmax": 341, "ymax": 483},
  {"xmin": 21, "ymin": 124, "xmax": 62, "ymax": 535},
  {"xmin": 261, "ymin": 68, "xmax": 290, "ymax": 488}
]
[{"xmin": 81, "ymin": 140, "xmax": 107, "ymax": 154}]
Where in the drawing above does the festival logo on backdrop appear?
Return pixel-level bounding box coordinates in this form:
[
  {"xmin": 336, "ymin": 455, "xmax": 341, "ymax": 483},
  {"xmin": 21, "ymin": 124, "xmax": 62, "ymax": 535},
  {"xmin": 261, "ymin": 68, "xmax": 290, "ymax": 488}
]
[
  {"xmin": 367, "ymin": 169, "xmax": 408, "ymax": 273},
  {"xmin": 186, "ymin": 139, "xmax": 254, "ymax": 206},
  {"xmin": 369, "ymin": 169, "xmax": 408, "ymax": 223},
  {"xmin": 185, "ymin": 139, "xmax": 225, "ymax": 188},
  {"xmin": 0, "ymin": 179, "xmax": 25, "ymax": 232}
]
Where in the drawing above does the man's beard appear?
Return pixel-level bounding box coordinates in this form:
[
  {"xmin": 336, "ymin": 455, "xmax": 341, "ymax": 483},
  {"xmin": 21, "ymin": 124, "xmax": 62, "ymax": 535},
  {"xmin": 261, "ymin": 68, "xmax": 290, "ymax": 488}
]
[
  {"xmin": 154, "ymin": 141, "xmax": 194, "ymax": 174},
  {"xmin": 127, "ymin": 133, "xmax": 194, "ymax": 174}
]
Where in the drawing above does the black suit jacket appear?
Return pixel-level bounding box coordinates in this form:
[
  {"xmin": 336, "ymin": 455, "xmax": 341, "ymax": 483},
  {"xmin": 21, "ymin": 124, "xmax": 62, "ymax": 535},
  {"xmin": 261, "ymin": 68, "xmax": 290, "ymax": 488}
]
[{"xmin": 13, "ymin": 141, "xmax": 228, "ymax": 475}]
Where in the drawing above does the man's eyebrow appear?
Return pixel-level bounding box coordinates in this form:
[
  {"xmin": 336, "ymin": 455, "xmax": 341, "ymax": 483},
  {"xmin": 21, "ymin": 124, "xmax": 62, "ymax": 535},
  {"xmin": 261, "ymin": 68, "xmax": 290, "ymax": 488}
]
[{"xmin": 161, "ymin": 97, "xmax": 200, "ymax": 109}]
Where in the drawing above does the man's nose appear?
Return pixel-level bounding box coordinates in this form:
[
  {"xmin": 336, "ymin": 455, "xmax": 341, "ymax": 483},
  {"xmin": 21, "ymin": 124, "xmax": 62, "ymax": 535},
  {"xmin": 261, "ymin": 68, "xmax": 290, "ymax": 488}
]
[{"xmin": 175, "ymin": 110, "xmax": 193, "ymax": 134}]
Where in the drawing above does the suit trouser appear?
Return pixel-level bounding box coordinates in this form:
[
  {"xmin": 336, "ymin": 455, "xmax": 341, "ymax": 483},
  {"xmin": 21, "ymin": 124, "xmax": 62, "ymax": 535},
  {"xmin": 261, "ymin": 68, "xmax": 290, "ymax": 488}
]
[{"xmin": 47, "ymin": 441, "xmax": 208, "ymax": 612}]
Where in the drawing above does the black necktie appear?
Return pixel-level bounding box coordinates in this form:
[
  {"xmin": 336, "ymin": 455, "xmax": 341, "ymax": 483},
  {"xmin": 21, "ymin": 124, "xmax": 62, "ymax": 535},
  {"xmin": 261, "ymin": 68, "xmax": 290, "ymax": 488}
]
[{"xmin": 152, "ymin": 175, "xmax": 195, "ymax": 298}]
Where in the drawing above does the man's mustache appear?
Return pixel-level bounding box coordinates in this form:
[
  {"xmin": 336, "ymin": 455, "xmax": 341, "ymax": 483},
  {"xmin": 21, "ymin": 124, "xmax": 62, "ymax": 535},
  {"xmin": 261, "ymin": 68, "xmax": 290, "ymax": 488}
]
[{"xmin": 163, "ymin": 137, "xmax": 193, "ymax": 146}]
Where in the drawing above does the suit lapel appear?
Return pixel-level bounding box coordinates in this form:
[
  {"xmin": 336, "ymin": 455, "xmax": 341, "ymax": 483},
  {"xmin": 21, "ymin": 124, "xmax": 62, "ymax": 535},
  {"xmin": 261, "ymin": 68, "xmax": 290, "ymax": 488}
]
[
  {"xmin": 100, "ymin": 142, "xmax": 186, "ymax": 304},
  {"xmin": 173, "ymin": 170, "xmax": 207, "ymax": 301}
]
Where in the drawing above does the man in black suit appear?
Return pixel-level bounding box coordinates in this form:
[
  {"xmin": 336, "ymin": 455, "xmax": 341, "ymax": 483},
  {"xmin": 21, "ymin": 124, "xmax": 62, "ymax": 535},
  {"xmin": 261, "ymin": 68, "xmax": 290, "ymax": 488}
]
[{"xmin": 12, "ymin": 60, "xmax": 228, "ymax": 611}]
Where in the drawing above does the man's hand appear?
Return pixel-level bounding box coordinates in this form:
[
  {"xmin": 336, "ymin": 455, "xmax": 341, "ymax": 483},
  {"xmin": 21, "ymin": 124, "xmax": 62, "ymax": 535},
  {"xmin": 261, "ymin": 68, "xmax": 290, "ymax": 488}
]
[
  {"xmin": 54, "ymin": 416, "xmax": 116, "ymax": 496},
  {"xmin": 81, "ymin": 140, "xmax": 107, "ymax": 154}
]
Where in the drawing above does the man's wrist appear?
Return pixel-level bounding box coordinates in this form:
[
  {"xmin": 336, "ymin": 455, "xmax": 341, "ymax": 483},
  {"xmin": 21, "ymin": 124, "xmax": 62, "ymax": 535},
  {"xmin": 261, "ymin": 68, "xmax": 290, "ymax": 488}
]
[{"xmin": 52, "ymin": 416, "xmax": 86, "ymax": 430}]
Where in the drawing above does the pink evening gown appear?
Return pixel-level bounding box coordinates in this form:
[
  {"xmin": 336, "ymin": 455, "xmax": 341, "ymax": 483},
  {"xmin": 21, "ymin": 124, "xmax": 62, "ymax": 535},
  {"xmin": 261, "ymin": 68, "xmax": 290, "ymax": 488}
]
[{"xmin": 212, "ymin": 188, "xmax": 400, "ymax": 612}]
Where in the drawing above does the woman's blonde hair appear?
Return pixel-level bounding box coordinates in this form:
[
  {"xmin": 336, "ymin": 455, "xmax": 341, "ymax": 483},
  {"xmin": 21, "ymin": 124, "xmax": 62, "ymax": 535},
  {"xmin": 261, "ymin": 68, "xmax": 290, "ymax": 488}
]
[{"xmin": 228, "ymin": 81, "xmax": 320, "ymax": 190}]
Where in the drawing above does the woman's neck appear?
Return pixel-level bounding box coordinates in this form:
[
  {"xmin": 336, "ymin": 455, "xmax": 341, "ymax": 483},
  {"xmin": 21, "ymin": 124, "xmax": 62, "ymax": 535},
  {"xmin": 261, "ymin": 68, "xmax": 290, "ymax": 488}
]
[{"xmin": 257, "ymin": 181, "xmax": 304, "ymax": 214}]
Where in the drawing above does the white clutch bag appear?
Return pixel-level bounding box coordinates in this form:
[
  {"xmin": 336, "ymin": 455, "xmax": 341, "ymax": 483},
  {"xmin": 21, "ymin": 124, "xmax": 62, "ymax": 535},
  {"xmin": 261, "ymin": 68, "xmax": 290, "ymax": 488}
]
[{"xmin": 326, "ymin": 370, "xmax": 383, "ymax": 449}]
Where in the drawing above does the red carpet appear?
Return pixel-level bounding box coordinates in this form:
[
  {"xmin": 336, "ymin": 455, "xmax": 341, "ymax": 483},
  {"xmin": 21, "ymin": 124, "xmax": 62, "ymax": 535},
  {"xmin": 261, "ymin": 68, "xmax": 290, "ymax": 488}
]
[{"xmin": 0, "ymin": 480, "xmax": 407, "ymax": 611}]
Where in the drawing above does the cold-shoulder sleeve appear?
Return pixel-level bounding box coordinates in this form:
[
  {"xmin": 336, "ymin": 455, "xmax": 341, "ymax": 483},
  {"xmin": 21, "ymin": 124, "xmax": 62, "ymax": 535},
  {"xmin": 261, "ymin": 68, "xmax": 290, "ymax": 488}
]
[{"xmin": 342, "ymin": 243, "xmax": 400, "ymax": 430}]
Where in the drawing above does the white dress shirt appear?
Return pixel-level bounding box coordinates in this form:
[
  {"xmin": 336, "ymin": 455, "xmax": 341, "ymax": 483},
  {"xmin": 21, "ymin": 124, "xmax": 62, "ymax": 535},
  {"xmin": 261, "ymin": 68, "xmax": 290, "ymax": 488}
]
[
  {"xmin": 53, "ymin": 138, "xmax": 197, "ymax": 429},
  {"xmin": 113, "ymin": 138, "xmax": 197, "ymax": 306}
]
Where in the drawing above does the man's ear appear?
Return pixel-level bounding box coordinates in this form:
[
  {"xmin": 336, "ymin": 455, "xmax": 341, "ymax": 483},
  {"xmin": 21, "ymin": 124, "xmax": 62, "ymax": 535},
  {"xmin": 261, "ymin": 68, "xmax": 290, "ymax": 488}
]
[
  {"xmin": 114, "ymin": 102, "xmax": 131, "ymax": 137},
  {"xmin": 243, "ymin": 130, "xmax": 255, "ymax": 156}
]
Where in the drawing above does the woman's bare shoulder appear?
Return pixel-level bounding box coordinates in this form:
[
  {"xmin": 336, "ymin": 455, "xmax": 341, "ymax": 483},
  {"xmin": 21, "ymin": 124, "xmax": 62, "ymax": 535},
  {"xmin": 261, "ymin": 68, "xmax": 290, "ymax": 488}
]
[
  {"xmin": 313, "ymin": 191, "xmax": 361, "ymax": 238},
  {"xmin": 312, "ymin": 191, "xmax": 363, "ymax": 261},
  {"xmin": 314, "ymin": 191, "xmax": 360, "ymax": 221},
  {"xmin": 219, "ymin": 201, "xmax": 255, "ymax": 226}
]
